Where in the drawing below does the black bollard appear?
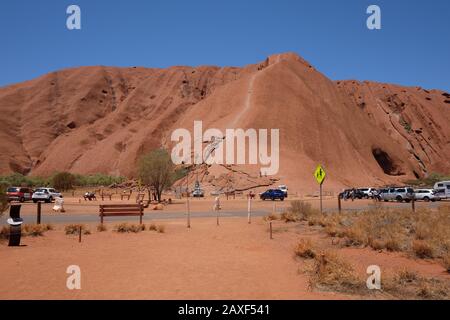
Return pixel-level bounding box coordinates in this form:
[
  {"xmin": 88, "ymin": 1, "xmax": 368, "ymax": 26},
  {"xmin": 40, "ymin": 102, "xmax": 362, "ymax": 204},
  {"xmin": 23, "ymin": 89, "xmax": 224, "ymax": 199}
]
[{"xmin": 8, "ymin": 205, "xmax": 23, "ymax": 247}]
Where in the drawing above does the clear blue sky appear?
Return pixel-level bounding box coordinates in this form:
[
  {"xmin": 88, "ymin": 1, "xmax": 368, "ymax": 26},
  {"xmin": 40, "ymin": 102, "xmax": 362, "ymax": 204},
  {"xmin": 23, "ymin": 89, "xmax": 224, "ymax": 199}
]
[{"xmin": 1, "ymin": 0, "xmax": 449, "ymax": 91}]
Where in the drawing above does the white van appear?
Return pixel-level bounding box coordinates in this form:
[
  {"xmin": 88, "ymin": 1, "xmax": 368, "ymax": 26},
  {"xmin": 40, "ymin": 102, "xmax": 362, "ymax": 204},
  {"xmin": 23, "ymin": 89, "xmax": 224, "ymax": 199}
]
[{"xmin": 433, "ymin": 181, "xmax": 450, "ymax": 200}]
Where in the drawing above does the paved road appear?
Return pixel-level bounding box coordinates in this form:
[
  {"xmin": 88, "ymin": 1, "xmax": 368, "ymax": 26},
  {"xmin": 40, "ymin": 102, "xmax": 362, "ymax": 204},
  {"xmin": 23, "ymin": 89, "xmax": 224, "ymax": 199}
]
[
  {"xmin": 1, "ymin": 210, "xmax": 272, "ymax": 225},
  {"xmin": 0, "ymin": 200, "xmax": 444, "ymax": 225}
]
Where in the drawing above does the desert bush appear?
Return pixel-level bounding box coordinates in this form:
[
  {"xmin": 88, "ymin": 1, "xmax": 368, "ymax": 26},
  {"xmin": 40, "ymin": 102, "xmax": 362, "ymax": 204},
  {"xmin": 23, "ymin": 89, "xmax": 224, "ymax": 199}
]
[
  {"xmin": 384, "ymin": 269, "xmax": 449, "ymax": 300},
  {"xmin": 157, "ymin": 225, "xmax": 165, "ymax": 233},
  {"xmin": 0, "ymin": 183, "xmax": 9, "ymax": 216},
  {"xmin": 280, "ymin": 211, "xmax": 300, "ymax": 223},
  {"xmin": 22, "ymin": 224, "xmax": 47, "ymax": 237},
  {"xmin": 294, "ymin": 239, "xmax": 316, "ymax": 259},
  {"xmin": 309, "ymin": 251, "xmax": 363, "ymax": 293},
  {"xmin": 52, "ymin": 172, "xmax": 76, "ymax": 191},
  {"xmin": 65, "ymin": 224, "xmax": 91, "ymax": 235},
  {"xmin": 97, "ymin": 224, "xmax": 107, "ymax": 232},
  {"xmin": 290, "ymin": 200, "xmax": 318, "ymax": 220},
  {"xmin": 114, "ymin": 223, "xmax": 146, "ymax": 233},
  {"xmin": 309, "ymin": 207, "xmax": 450, "ymax": 258},
  {"xmin": 74, "ymin": 174, "xmax": 125, "ymax": 187},
  {"xmin": 148, "ymin": 223, "xmax": 158, "ymax": 231},
  {"xmin": 395, "ymin": 268, "xmax": 419, "ymax": 284},
  {"xmin": 412, "ymin": 240, "xmax": 434, "ymax": 259},
  {"xmin": 443, "ymin": 253, "xmax": 450, "ymax": 273},
  {"xmin": 263, "ymin": 213, "xmax": 279, "ymax": 222},
  {"xmin": 0, "ymin": 225, "xmax": 9, "ymax": 239}
]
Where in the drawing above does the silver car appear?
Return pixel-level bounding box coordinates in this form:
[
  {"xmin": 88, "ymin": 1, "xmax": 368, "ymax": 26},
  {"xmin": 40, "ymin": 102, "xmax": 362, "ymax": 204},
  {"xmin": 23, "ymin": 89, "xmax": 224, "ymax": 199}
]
[
  {"xmin": 32, "ymin": 188, "xmax": 62, "ymax": 203},
  {"xmin": 378, "ymin": 187, "xmax": 415, "ymax": 203},
  {"xmin": 414, "ymin": 189, "xmax": 438, "ymax": 202}
]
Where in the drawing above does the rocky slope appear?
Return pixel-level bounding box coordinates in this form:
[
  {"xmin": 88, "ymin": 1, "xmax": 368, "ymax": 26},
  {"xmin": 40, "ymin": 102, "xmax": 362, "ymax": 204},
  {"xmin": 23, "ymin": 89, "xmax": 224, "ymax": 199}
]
[{"xmin": 0, "ymin": 53, "xmax": 449, "ymax": 193}]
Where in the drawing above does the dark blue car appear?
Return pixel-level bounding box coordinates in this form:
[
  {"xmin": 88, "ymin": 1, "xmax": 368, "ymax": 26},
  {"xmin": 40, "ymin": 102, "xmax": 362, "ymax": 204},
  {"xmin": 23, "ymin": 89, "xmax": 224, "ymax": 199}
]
[{"xmin": 260, "ymin": 189, "xmax": 285, "ymax": 201}]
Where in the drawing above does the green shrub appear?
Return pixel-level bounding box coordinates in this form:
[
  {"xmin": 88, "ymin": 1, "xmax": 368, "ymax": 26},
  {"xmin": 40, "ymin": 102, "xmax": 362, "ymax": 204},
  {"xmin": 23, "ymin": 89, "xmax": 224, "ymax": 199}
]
[{"xmin": 52, "ymin": 172, "xmax": 76, "ymax": 191}]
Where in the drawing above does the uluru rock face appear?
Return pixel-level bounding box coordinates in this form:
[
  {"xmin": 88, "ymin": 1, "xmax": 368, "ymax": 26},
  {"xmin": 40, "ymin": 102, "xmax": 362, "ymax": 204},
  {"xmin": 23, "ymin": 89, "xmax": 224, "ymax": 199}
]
[{"xmin": 0, "ymin": 52, "xmax": 449, "ymax": 192}]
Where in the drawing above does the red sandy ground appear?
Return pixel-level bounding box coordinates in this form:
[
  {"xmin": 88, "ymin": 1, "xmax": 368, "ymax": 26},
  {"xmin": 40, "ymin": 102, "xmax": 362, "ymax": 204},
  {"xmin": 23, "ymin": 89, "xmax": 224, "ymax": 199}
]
[{"xmin": 1, "ymin": 214, "xmax": 448, "ymax": 300}]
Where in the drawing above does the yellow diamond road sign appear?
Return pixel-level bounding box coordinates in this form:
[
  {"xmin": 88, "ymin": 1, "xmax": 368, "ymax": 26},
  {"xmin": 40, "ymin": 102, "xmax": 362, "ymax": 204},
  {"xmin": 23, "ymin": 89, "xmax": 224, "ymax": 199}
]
[{"xmin": 314, "ymin": 165, "xmax": 326, "ymax": 185}]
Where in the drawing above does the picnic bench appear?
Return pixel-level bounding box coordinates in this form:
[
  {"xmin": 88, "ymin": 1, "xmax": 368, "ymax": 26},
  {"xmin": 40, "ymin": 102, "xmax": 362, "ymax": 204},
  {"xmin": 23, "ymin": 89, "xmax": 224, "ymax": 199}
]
[
  {"xmin": 100, "ymin": 193, "xmax": 113, "ymax": 201},
  {"xmin": 121, "ymin": 194, "xmax": 131, "ymax": 200},
  {"xmin": 99, "ymin": 204, "xmax": 144, "ymax": 224},
  {"xmin": 135, "ymin": 193, "xmax": 150, "ymax": 209}
]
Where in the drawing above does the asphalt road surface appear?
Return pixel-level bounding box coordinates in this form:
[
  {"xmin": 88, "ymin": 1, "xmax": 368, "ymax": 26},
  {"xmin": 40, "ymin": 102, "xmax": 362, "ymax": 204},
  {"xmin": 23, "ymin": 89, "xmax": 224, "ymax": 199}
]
[{"xmin": 0, "ymin": 200, "xmax": 443, "ymax": 225}]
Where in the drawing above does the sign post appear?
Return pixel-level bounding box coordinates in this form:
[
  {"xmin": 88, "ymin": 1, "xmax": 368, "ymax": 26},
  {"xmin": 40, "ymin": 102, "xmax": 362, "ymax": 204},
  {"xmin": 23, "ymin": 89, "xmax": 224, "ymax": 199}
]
[
  {"xmin": 314, "ymin": 165, "xmax": 326, "ymax": 215},
  {"xmin": 247, "ymin": 196, "xmax": 252, "ymax": 224}
]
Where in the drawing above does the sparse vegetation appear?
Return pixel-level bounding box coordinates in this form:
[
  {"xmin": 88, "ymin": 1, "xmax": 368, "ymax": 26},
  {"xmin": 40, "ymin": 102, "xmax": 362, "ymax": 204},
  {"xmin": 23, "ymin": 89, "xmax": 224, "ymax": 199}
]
[
  {"xmin": 157, "ymin": 225, "xmax": 165, "ymax": 233},
  {"xmin": 384, "ymin": 268, "xmax": 449, "ymax": 300},
  {"xmin": 52, "ymin": 172, "xmax": 76, "ymax": 191},
  {"xmin": 309, "ymin": 251, "xmax": 364, "ymax": 294},
  {"xmin": 263, "ymin": 213, "xmax": 279, "ymax": 222},
  {"xmin": 294, "ymin": 239, "xmax": 316, "ymax": 259},
  {"xmin": 97, "ymin": 224, "xmax": 107, "ymax": 232},
  {"xmin": 22, "ymin": 224, "xmax": 50, "ymax": 237},
  {"xmin": 138, "ymin": 149, "xmax": 175, "ymax": 202},
  {"xmin": 148, "ymin": 223, "xmax": 158, "ymax": 231},
  {"xmin": 405, "ymin": 172, "xmax": 450, "ymax": 187},
  {"xmin": 0, "ymin": 173, "xmax": 125, "ymax": 188},
  {"xmin": 442, "ymin": 253, "xmax": 450, "ymax": 273},
  {"xmin": 114, "ymin": 223, "xmax": 146, "ymax": 233},
  {"xmin": 65, "ymin": 224, "xmax": 91, "ymax": 235},
  {"xmin": 0, "ymin": 183, "xmax": 9, "ymax": 217},
  {"xmin": 297, "ymin": 207, "xmax": 450, "ymax": 260},
  {"xmin": 0, "ymin": 225, "xmax": 9, "ymax": 239},
  {"xmin": 412, "ymin": 240, "xmax": 434, "ymax": 259}
]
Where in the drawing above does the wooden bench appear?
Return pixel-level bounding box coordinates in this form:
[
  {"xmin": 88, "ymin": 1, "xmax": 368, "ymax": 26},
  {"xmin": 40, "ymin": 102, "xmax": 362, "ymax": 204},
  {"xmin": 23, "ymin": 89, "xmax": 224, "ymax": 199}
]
[
  {"xmin": 121, "ymin": 194, "xmax": 131, "ymax": 200},
  {"xmin": 99, "ymin": 204, "xmax": 143, "ymax": 224},
  {"xmin": 100, "ymin": 193, "xmax": 113, "ymax": 201}
]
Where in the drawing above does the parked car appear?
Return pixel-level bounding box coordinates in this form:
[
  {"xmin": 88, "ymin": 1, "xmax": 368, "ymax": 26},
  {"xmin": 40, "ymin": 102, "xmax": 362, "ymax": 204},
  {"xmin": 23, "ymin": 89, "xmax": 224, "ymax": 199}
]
[
  {"xmin": 339, "ymin": 189, "xmax": 365, "ymax": 200},
  {"xmin": 414, "ymin": 189, "xmax": 438, "ymax": 202},
  {"xmin": 6, "ymin": 187, "xmax": 33, "ymax": 203},
  {"xmin": 192, "ymin": 188, "xmax": 205, "ymax": 198},
  {"xmin": 278, "ymin": 185, "xmax": 288, "ymax": 197},
  {"xmin": 32, "ymin": 188, "xmax": 62, "ymax": 203},
  {"xmin": 433, "ymin": 181, "xmax": 450, "ymax": 200},
  {"xmin": 357, "ymin": 188, "xmax": 377, "ymax": 199},
  {"xmin": 260, "ymin": 189, "xmax": 285, "ymax": 201},
  {"xmin": 377, "ymin": 187, "xmax": 415, "ymax": 203}
]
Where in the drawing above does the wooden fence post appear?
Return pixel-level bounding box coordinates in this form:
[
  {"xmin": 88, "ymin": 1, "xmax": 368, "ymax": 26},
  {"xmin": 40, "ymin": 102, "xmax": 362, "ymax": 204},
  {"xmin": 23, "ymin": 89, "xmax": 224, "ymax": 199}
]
[
  {"xmin": 270, "ymin": 221, "xmax": 273, "ymax": 240},
  {"xmin": 37, "ymin": 201, "xmax": 42, "ymax": 225}
]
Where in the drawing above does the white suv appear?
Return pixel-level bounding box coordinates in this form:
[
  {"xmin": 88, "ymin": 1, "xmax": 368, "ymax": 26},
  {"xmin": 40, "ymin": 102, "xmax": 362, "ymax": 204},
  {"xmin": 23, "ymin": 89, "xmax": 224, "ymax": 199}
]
[
  {"xmin": 414, "ymin": 189, "xmax": 437, "ymax": 202},
  {"xmin": 32, "ymin": 188, "xmax": 62, "ymax": 203},
  {"xmin": 278, "ymin": 185, "xmax": 288, "ymax": 197}
]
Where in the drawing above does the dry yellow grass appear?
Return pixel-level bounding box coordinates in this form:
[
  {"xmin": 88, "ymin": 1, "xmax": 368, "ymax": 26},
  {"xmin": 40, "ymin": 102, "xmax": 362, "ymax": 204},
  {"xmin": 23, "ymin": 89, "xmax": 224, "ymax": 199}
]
[
  {"xmin": 309, "ymin": 251, "xmax": 364, "ymax": 294},
  {"xmin": 22, "ymin": 224, "xmax": 53, "ymax": 237},
  {"xmin": 114, "ymin": 223, "xmax": 145, "ymax": 233},
  {"xmin": 262, "ymin": 213, "xmax": 279, "ymax": 222},
  {"xmin": 65, "ymin": 224, "xmax": 91, "ymax": 235},
  {"xmin": 96, "ymin": 224, "xmax": 107, "ymax": 232},
  {"xmin": 294, "ymin": 239, "xmax": 316, "ymax": 259},
  {"xmin": 384, "ymin": 268, "xmax": 449, "ymax": 300},
  {"xmin": 299, "ymin": 206, "xmax": 450, "ymax": 260},
  {"xmin": 157, "ymin": 225, "xmax": 165, "ymax": 233}
]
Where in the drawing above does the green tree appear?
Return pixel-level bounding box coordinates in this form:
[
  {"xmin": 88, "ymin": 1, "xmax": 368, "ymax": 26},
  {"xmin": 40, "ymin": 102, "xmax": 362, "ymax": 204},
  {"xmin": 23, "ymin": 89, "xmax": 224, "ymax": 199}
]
[
  {"xmin": 138, "ymin": 149, "xmax": 174, "ymax": 202},
  {"xmin": 52, "ymin": 172, "xmax": 76, "ymax": 191}
]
